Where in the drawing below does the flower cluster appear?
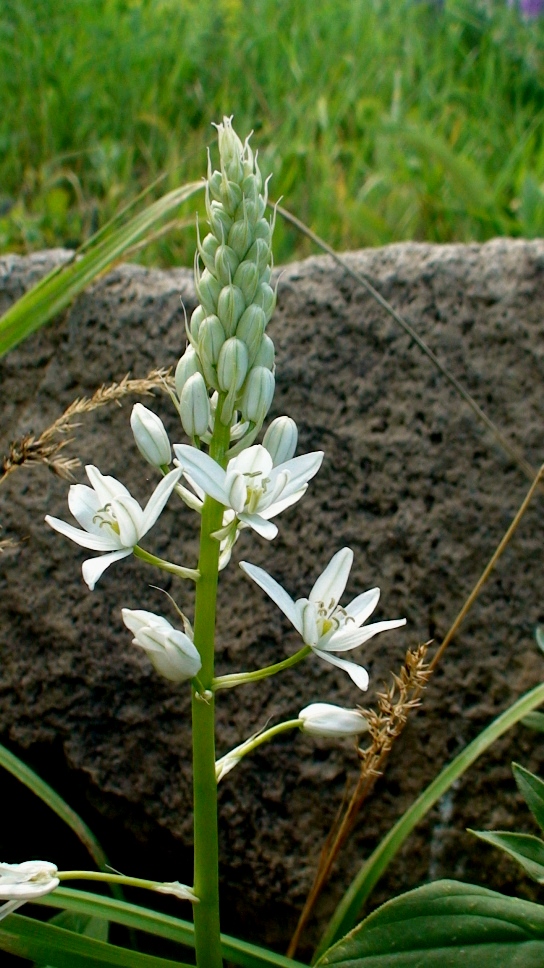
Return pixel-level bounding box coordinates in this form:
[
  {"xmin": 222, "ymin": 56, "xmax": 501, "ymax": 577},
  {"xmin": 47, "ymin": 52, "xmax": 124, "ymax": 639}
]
[{"xmin": 175, "ymin": 116, "xmax": 276, "ymax": 437}]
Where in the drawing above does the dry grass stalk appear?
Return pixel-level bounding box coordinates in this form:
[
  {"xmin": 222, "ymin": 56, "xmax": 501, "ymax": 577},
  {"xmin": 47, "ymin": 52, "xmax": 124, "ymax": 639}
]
[
  {"xmin": 0, "ymin": 368, "xmax": 174, "ymax": 484},
  {"xmin": 287, "ymin": 643, "xmax": 431, "ymax": 958}
]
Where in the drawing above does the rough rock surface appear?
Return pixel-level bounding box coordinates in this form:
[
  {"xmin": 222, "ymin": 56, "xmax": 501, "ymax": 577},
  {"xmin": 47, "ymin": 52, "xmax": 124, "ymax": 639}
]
[{"xmin": 0, "ymin": 241, "xmax": 543, "ymax": 956}]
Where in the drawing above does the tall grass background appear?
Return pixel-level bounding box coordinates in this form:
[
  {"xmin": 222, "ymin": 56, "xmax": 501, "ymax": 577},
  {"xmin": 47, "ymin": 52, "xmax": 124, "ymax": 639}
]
[{"xmin": 2, "ymin": 0, "xmax": 544, "ymax": 267}]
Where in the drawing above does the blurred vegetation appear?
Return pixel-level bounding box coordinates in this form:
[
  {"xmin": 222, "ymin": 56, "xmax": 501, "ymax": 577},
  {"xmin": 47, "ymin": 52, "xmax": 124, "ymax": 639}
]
[{"xmin": 2, "ymin": 0, "xmax": 544, "ymax": 266}]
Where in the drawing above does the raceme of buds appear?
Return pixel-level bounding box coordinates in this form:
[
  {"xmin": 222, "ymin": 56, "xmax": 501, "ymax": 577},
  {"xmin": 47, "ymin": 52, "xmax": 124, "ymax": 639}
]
[
  {"xmin": 183, "ymin": 117, "xmax": 275, "ymax": 430},
  {"xmin": 179, "ymin": 372, "xmax": 211, "ymax": 439},
  {"xmin": 122, "ymin": 608, "xmax": 202, "ymax": 683},
  {"xmin": 298, "ymin": 703, "xmax": 369, "ymax": 739},
  {"xmin": 130, "ymin": 404, "xmax": 171, "ymax": 468},
  {"xmin": 263, "ymin": 416, "xmax": 298, "ymax": 466}
]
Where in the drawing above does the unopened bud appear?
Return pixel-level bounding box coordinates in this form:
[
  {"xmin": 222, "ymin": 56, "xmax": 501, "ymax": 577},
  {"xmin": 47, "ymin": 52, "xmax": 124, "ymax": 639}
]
[
  {"xmin": 207, "ymin": 199, "xmax": 233, "ymax": 239},
  {"xmin": 241, "ymin": 172, "xmax": 262, "ymax": 205},
  {"xmin": 217, "ymin": 337, "xmax": 249, "ymax": 393},
  {"xmin": 207, "ymin": 169, "xmax": 223, "ymax": 203},
  {"xmin": 299, "ymin": 703, "xmax": 369, "ymax": 739},
  {"xmin": 254, "ymin": 218, "xmax": 272, "ymax": 245},
  {"xmin": 199, "ymin": 315, "xmax": 226, "ymax": 366},
  {"xmin": 220, "ymin": 174, "xmax": 243, "ymax": 215},
  {"xmin": 240, "ymin": 366, "xmax": 275, "ymax": 423},
  {"xmin": 179, "ymin": 372, "xmax": 211, "ymax": 438},
  {"xmin": 263, "ymin": 416, "xmax": 298, "ymax": 465},
  {"xmin": 189, "ymin": 304, "xmax": 206, "ymax": 342},
  {"xmin": 216, "ymin": 116, "xmax": 244, "ymax": 183},
  {"xmin": 233, "ymin": 260, "xmax": 259, "ymax": 304},
  {"xmin": 198, "ymin": 232, "xmax": 219, "ymax": 273},
  {"xmin": 215, "ymin": 243, "xmax": 239, "ymax": 285},
  {"xmin": 217, "ymin": 284, "xmax": 246, "ymax": 337},
  {"xmin": 122, "ymin": 608, "xmax": 202, "ymax": 683},
  {"xmin": 175, "ymin": 346, "xmax": 202, "ymax": 397},
  {"xmin": 253, "ymin": 334, "xmax": 275, "ymax": 371},
  {"xmin": 196, "ymin": 269, "xmax": 221, "ymax": 316},
  {"xmin": 235, "ymin": 305, "xmax": 266, "ymax": 363},
  {"xmin": 228, "ymin": 218, "xmax": 254, "ymax": 260},
  {"xmin": 254, "ymin": 281, "xmax": 276, "ymax": 321},
  {"xmin": 246, "ymin": 237, "xmax": 270, "ymax": 274},
  {"xmin": 130, "ymin": 403, "xmax": 171, "ymax": 467}
]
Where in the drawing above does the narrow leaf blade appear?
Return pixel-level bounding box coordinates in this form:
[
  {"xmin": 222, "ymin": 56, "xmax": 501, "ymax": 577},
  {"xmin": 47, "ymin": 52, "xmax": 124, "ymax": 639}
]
[{"xmin": 513, "ymin": 763, "xmax": 544, "ymax": 832}]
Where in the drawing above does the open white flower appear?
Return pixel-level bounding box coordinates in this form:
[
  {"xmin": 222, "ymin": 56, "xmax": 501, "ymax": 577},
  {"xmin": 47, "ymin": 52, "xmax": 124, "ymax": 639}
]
[
  {"xmin": 45, "ymin": 465, "xmax": 182, "ymax": 590},
  {"xmin": 173, "ymin": 443, "xmax": 323, "ymax": 542},
  {"xmin": 122, "ymin": 608, "xmax": 202, "ymax": 682},
  {"xmin": 299, "ymin": 703, "xmax": 369, "ymax": 738},
  {"xmin": 240, "ymin": 548, "xmax": 406, "ymax": 690},
  {"xmin": 0, "ymin": 861, "xmax": 59, "ymax": 900}
]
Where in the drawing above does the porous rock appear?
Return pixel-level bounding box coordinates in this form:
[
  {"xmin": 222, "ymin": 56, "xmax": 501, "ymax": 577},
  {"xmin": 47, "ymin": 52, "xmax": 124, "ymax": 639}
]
[{"xmin": 0, "ymin": 241, "xmax": 543, "ymax": 955}]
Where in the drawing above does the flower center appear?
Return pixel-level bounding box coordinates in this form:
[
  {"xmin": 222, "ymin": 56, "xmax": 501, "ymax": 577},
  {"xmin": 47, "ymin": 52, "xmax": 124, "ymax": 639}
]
[
  {"xmin": 243, "ymin": 471, "xmax": 270, "ymax": 514},
  {"xmin": 93, "ymin": 504, "xmax": 120, "ymax": 536}
]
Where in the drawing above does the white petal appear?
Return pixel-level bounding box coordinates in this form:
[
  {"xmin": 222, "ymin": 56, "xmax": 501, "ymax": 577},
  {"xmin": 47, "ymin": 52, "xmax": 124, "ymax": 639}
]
[
  {"xmin": 344, "ymin": 588, "xmax": 380, "ymax": 626},
  {"xmin": 111, "ymin": 496, "xmax": 145, "ymax": 547},
  {"xmin": 237, "ymin": 512, "xmax": 278, "ymax": 539},
  {"xmin": 141, "ymin": 467, "xmax": 182, "ymax": 533},
  {"xmin": 174, "ymin": 445, "xmax": 228, "ymax": 505},
  {"xmin": 0, "ymin": 900, "xmax": 25, "ymax": 920},
  {"xmin": 67, "ymin": 485, "xmax": 103, "ymax": 534},
  {"xmin": 301, "ymin": 601, "xmax": 319, "ymax": 648},
  {"xmin": 313, "ymin": 649, "xmax": 370, "ymax": 691},
  {"xmin": 259, "ymin": 487, "xmax": 308, "ymax": 520},
  {"xmin": 239, "ymin": 562, "xmax": 302, "ymax": 633},
  {"xmin": 310, "ymin": 548, "xmax": 353, "ymax": 610},
  {"xmin": 82, "ymin": 549, "xmax": 132, "ymax": 590},
  {"xmin": 85, "ymin": 465, "xmax": 131, "ymax": 504},
  {"xmin": 45, "ymin": 515, "xmax": 118, "ymax": 551},
  {"xmin": 258, "ymin": 470, "xmax": 289, "ymax": 511},
  {"xmin": 326, "ymin": 617, "xmax": 406, "ymax": 652},
  {"xmin": 273, "ymin": 452, "xmax": 323, "ymax": 495},
  {"xmin": 121, "ymin": 608, "xmax": 173, "ymax": 636},
  {"xmin": 230, "ymin": 444, "xmax": 273, "ymax": 477},
  {"xmin": 299, "ymin": 703, "xmax": 368, "ymax": 738}
]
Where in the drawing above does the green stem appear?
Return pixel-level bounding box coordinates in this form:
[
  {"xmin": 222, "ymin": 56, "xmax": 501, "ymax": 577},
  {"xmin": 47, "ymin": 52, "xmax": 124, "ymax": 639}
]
[
  {"xmin": 191, "ymin": 405, "xmax": 231, "ymax": 968},
  {"xmin": 213, "ymin": 647, "xmax": 312, "ymax": 692},
  {"xmin": 57, "ymin": 871, "xmax": 196, "ymax": 901},
  {"xmin": 133, "ymin": 545, "xmax": 199, "ymax": 581},
  {"xmin": 216, "ymin": 720, "xmax": 302, "ymax": 781}
]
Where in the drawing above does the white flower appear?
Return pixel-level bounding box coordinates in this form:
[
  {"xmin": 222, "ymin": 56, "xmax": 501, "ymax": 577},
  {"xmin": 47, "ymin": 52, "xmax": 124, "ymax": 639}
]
[
  {"xmin": 240, "ymin": 548, "xmax": 406, "ymax": 690},
  {"xmin": 0, "ymin": 861, "xmax": 59, "ymax": 900},
  {"xmin": 122, "ymin": 608, "xmax": 202, "ymax": 683},
  {"xmin": 130, "ymin": 404, "xmax": 172, "ymax": 467},
  {"xmin": 299, "ymin": 703, "xmax": 369, "ymax": 738},
  {"xmin": 173, "ymin": 443, "xmax": 323, "ymax": 541},
  {"xmin": 45, "ymin": 465, "xmax": 182, "ymax": 590}
]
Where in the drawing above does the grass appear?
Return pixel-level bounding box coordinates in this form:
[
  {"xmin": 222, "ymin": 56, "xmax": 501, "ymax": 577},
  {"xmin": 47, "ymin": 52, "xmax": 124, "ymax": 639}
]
[{"xmin": 2, "ymin": 0, "xmax": 544, "ymax": 267}]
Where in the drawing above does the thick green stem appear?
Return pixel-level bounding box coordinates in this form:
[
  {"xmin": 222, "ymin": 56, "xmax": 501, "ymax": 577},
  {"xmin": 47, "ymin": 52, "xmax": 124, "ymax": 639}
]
[
  {"xmin": 191, "ymin": 411, "xmax": 231, "ymax": 968},
  {"xmin": 213, "ymin": 646, "xmax": 312, "ymax": 692}
]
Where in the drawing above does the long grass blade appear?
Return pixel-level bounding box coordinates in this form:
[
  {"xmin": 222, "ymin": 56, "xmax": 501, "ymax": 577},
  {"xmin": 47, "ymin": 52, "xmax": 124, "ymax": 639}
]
[
  {"xmin": 314, "ymin": 681, "xmax": 544, "ymax": 960},
  {"xmin": 0, "ymin": 181, "xmax": 202, "ymax": 358}
]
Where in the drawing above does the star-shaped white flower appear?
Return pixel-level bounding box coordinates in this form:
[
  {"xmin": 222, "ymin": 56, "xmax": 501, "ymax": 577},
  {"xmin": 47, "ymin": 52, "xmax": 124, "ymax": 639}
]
[
  {"xmin": 173, "ymin": 443, "xmax": 323, "ymax": 542},
  {"xmin": 0, "ymin": 861, "xmax": 59, "ymax": 901},
  {"xmin": 240, "ymin": 548, "xmax": 406, "ymax": 690},
  {"xmin": 45, "ymin": 465, "xmax": 182, "ymax": 589}
]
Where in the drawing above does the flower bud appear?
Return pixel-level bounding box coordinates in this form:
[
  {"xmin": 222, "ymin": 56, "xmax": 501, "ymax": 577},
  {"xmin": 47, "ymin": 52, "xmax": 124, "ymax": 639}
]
[
  {"xmin": 263, "ymin": 416, "xmax": 298, "ymax": 465},
  {"xmin": 175, "ymin": 346, "xmax": 202, "ymax": 397},
  {"xmin": 215, "ymin": 243, "xmax": 239, "ymax": 285},
  {"xmin": 253, "ymin": 334, "xmax": 275, "ymax": 371},
  {"xmin": 198, "ymin": 232, "xmax": 220, "ymax": 272},
  {"xmin": 179, "ymin": 372, "xmax": 211, "ymax": 438},
  {"xmin": 189, "ymin": 304, "xmax": 206, "ymax": 342},
  {"xmin": 122, "ymin": 608, "xmax": 202, "ymax": 683},
  {"xmin": 254, "ymin": 281, "xmax": 276, "ymax": 321},
  {"xmin": 299, "ymin": 703, "xmax": 369, "ymax": 739},
  {"xmin": 233, "ymin": 260, "xmax": 259, "ymax": 304},
  {"xmin": 217, "ymin": 284, "xmax": 246, "ymax": 337},
  {"xmin": 253, "ymin": 217, "xmax": 272, "ymax": 245},
  {"xmin": 207, "ymin": 169, "xmax": 223, "ymax": 203},
  {"xmin": 228, "ymin": 218, "xmax": 254, "ymax": 260},
  {"xmin": 207, "ymin": 199, "xmax": 233, "ymax": 239},
  {"xmin": 240, "ymin": 366, "xmax": 275, "ymax": 423},
  {"xmin": 130, "ymin": 403, "xmax": 171, "ymax": 467},
  {"xmin": 235, "ymin": 305, "xmax": 266, "ymax": 363},
  {"xmin": 217, "ymin": 337, "xmax": 249, "ymax": 393},
  {"xmin": 220, "ymin": 174, "xmax": 243, "ymax": 215},
  {"xmin": 216, "ymin": 116, "xmax": 244, "ymax": 183},
  {"xmin": 196, "ymin": 268, "xmax": 221, "ymax": 316},
  {"xmin": 199, "ymin": 315, "xmax": 226, "ymax": 366},
  {"xmin": 246, "ymin": 237, "xmax": 270, "ymax": 274},
  {"xmin": 241, "ymin": 172, "xmax": 262, "ymax": 205}
]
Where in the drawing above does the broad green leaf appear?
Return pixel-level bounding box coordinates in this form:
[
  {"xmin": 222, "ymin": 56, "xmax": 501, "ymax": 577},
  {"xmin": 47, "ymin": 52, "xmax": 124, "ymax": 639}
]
[
  {"xmin": 471, "ymin": 830, "xmax": 544, "ymax": 884},
  {"xmin": 315, "ymin": 880, "xmax": 544, "ymax": 967},
  {"xmin": 521, "ymin": 712, "xmax": 544, "ymax": 733},
  {"xmin": 0, "ymin": 181, "xmax": 202, "ymax": 357},
  {"xmin": 0, "ymin": 912, "xmax": 191, "ymax": 968},
  {"xmin": 0, "ymin": 743, "xmax": 108, "ymax": 873},
  {"xmin": 513, "ymin": 763, "xmax": 544, "ymax": 832},
  {"xmin": 35, "ymin": 888, "xmax": 308, "ymax": 968},
  {"xmin": 315, "ymin": 682, "xmax": 544, "ymax": 959}
]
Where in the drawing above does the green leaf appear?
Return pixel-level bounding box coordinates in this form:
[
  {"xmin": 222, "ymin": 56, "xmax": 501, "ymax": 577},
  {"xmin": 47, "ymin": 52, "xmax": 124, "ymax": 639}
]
[
  {"xmin": 0, "ymin": 912, "xmax": 192, "ymax": 968},
  {"xmin": 521, "ymin": 712, "xmax": 544, "ymax": 733},
  {"xmin": 536, "ymin": 627, "xmax": 544, "ymax": 655},
  {"xmin": 513, "ymin": 763, "xmax": 544, "ymax": 832},
  {"xmin": 0, "ymin": 181, "xmax": 202, "ymax": 357},
  {"xmin": 37, "ymin": 910, "xmax": 109, "ymax": 968},
  {"xmin": 471, "ymin": 830, "xmax": 544, "ymax": 883},
  {"xmin": 34, "ymin": 888, "xmax": 308, "ymax": 968},
  {"xmin": 0, "ymin": 743, "xmax": 109, "ymax": 873},
  {"xmin": 315, "ymin": 880, "xmax": 544, "ymax": 967},
  {"xmin": 315, "ymin": 682, "xmax": 544, "ymax": 959}
]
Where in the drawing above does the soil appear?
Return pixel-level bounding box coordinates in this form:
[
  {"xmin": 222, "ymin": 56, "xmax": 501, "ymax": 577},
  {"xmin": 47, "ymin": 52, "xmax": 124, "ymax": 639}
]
[{"xmin": 0, "ymin": 241, "xmax": 543, "ymax": 959}]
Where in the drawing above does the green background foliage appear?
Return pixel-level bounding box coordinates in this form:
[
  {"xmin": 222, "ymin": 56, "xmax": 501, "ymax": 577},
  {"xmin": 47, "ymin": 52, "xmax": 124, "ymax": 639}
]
[{"xmin": 2, "ymin": 0, "xmax": 544, "ymax": 266}]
